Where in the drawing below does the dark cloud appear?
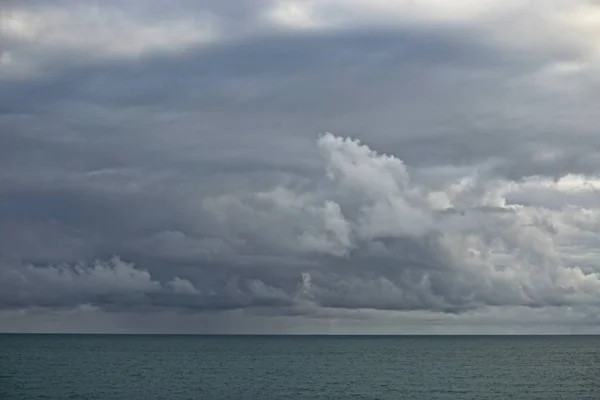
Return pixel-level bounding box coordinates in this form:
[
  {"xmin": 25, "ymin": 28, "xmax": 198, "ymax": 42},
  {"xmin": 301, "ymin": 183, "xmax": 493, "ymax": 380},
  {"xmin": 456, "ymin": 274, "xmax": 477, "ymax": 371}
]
[
  {"xmin": 2, "ymin": 0, "xmax": 600, "ymax": 333},
  {"xmin": 3, "ymin": 134, "xmax": 600, "ymax": 324}
]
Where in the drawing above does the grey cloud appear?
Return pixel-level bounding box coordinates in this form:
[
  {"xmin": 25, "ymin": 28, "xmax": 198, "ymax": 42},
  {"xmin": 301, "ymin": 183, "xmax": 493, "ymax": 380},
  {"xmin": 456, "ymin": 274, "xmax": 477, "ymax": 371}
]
[
  {"xmin": 3, "ymin": 134, "xmax": 600, "ymax": 322},
  {"xmin": 2, "ymin": 21, "xmax": 599, "ymax": 186},
  {"xmin": 0, "ymin": 27, "xmax": 513, "ymax": 114},
  {"xmin": 0, "ymin": 256, "xmax": 301, "ymax": 312},
  {"xmin": 3, "ymin": 0, "xmax": 600, "ymax": 332}
]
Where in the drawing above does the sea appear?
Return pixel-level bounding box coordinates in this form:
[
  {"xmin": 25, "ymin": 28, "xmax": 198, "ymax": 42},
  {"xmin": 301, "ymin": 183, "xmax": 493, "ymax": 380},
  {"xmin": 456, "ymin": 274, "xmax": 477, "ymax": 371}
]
[{"xmin": 1, "ymin": 334, "xmax": 599, "ymax": 399}]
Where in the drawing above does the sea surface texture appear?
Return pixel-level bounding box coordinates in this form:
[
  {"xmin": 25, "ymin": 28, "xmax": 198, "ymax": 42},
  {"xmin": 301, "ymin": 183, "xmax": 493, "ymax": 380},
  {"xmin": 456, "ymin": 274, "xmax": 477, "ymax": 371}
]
[{"xmin": 1, "ymin": 334, "xmax": 599, "ymax": 399}]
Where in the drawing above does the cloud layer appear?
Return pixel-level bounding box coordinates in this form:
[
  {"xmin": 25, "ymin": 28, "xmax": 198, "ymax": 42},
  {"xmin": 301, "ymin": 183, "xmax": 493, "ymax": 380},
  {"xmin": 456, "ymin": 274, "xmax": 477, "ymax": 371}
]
[
  {"xmin": 3, "ymin": 134, "xmax": 600, "ymax": 328},
  {"xmin": 2, "ymin": 0, "xmax": 600, "ymax": 332}
]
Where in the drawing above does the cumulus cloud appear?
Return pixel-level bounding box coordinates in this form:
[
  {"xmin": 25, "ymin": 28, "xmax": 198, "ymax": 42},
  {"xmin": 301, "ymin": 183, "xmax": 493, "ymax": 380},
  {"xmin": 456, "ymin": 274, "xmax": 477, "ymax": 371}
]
[
  {"xmin": 0, "ymin": 255, "xmax": 300, "ymax": 312},
  {"xmin": 3, "ymin": 0, "xmax": 600, "ymax": 332},
  {"xmin": 202, "ymin": 134, "xmax": 600, "ymax": 312},
  {"xmin": 4, "ymin": 134, "xmax": 600, "ymax": 323},
  {"xmin": 0, "ymin": 257, "xmax": 160, "ymax": 308}
]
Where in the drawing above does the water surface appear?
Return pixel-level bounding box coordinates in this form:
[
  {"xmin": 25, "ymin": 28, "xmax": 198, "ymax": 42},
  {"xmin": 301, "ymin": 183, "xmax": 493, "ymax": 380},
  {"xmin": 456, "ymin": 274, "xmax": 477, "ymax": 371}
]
[{"xmin": 1, "ymin": 334, "xmax": 599, "ymax": 399}]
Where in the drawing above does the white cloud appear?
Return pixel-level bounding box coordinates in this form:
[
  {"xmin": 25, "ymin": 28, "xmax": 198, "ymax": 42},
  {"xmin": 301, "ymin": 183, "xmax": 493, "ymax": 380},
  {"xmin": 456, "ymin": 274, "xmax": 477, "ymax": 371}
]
[
  {"xmin": 265, "ymin": 1, "xmax": 323, "ymax": 30},
  {"xmin": 4, "ymin": 0, "xmax": 600, "ymax": 82},
  {"xmin": 263, "ymin": 0, "xmax": 509, "ymax": 29},
  {"xmin": 2, "ymin": 7, "xmax": 216, "ymax": 55},
  {"xmin": 0, "ymin": 4, "xmax": 217, "ymax": 79},
  {"xmin": 205, "ymin": 133, "xmax": 600, "ymax": 312},
  {"xmin": 262, "ymin": 0, "xmax": 600, "ymax": 72}
]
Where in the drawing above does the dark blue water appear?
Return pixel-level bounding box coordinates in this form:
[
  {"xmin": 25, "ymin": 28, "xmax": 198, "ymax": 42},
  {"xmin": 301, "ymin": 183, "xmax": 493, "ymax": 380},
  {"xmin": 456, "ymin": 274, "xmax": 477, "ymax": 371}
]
[{"xmin": 1, "ymin": 334, "xmax": 599, "ymax": 399}]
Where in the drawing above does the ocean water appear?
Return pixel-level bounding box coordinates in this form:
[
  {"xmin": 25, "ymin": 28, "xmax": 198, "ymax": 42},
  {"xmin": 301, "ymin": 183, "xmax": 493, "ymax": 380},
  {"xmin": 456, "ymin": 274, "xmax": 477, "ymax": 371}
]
[{"xmin": 1, "ymin": 334, "xmax": 599, "ymax": 399}]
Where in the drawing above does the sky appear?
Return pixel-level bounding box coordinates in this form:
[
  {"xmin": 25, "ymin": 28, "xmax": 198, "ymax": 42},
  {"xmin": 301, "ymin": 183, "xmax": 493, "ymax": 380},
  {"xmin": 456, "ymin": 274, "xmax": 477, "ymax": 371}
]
[{"xmin": 2, "ymin": 0, "xmax": 600, "ymax": 334}]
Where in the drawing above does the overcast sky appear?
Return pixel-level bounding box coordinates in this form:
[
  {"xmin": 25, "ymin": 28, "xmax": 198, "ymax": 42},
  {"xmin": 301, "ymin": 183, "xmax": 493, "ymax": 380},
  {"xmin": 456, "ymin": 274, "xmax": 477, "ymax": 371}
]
[{"xmin": 2, "ymin": 0, "xmax": 600, "ymax": 334}]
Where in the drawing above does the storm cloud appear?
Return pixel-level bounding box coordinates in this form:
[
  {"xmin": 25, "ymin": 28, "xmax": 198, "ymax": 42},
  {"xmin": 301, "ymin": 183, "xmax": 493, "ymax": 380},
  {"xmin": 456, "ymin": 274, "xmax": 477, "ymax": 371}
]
[{"xmin": 2, "ymin": 0, "xmax": 600, "ymax": 333}]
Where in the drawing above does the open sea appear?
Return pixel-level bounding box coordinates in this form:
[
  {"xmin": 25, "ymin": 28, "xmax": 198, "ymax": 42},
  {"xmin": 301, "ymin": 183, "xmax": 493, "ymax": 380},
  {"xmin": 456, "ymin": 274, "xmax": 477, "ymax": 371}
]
[{"xmin": 1, "ymin": 334, "xmax": 599, "ymax": 399}]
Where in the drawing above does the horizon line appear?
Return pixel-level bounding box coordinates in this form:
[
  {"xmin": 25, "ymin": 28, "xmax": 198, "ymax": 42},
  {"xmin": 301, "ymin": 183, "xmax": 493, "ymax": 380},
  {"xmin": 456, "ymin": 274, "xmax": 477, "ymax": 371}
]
[{"xmin": 2, "ymin": 332, "xmax": 599, "ymax": 336}]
